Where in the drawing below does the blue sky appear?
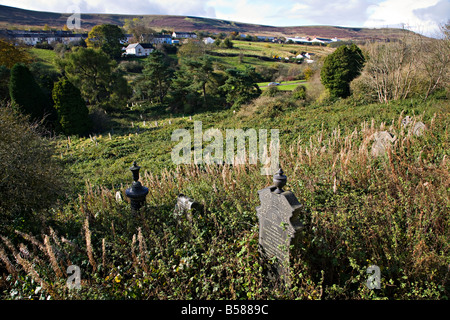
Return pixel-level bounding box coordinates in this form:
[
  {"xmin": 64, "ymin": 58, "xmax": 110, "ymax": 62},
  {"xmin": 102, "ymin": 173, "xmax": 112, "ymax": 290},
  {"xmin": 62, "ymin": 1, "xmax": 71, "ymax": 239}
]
[{"xmin": 1, "ymin": 0, "xmax": 448, "ymax": 36}]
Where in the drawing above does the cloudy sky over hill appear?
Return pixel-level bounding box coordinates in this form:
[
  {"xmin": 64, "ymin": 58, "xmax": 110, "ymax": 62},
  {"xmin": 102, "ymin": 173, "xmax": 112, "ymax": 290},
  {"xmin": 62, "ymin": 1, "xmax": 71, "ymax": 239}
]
[{"xmin": 1, "ymin": 0, "xmax": 448, "ymax": 36}]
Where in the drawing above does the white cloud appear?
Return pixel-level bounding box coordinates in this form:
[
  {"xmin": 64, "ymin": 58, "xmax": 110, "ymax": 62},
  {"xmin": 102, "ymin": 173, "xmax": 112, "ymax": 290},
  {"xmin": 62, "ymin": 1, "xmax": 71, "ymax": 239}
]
[
  {"xmin": 277, "ymin": 0, "xmax": 373, "ymax": 26},
  {"xmin": 363, "ymin": 0, "xmax": 448, "ymax": 35},
  {"xmin": 207, "ymin": 0, "xmax": 276, "ymax": 25}
]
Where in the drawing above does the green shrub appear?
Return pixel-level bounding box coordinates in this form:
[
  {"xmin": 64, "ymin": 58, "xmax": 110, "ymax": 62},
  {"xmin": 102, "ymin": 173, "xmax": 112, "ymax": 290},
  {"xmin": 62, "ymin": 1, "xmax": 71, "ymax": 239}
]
[
  {"xmin": 8, "ymin": 63, "xmax": 54, "ymax": 124},
  {"xmin": 52, "ymin": 78, "xmax": 91, "ymax": 136},
  {"xmin": 0, "ymin": 104, "xmax": 68, "ymax": 235},
  {"xmin": 320, "ymin": 44, "xmax": 365, "ymax": 98},
  {"xmin": 292, "ymin": 85, "xmax": 306, "ymax": 100},
  {"xmin": 262, "ymin": 85, "xmax": 280, "ymax": 97}
]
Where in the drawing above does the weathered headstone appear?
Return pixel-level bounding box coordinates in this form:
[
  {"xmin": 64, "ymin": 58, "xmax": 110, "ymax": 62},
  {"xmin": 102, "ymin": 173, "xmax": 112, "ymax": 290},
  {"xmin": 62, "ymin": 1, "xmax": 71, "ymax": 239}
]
[
  {"xmin": 371, "ymin": 131, "xmax": 396, "ymax": 157},
  {"xmin": 413, "ymin": 121, "xmax": 426, "ymax": 136},
  {"xmin": 256, "ymin": 168, "xmax": 303, "ymax": 281},
  {"xmin": 402, "ymin": 116, "xmax": 426, "ymax": 136},
  {"xmin": 115, "ymin": 191, "xmax": 123, "ymax": 202},
  {"xmin": 174, "ymin": 194, "xmax": 203, "ymax": 222}
]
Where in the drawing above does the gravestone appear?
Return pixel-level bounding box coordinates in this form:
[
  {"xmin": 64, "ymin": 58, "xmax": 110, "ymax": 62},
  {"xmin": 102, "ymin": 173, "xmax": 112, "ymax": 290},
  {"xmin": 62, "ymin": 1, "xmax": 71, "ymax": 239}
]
[
  {"xmin": 174, "ymin": 194, "xmax": 203, "ymax": 222},
  {"xmin": 115, "ymin": 191, "xmax": 123, "ymax": 202},
  {"xmin": 256, "ymin": 168, "xmax": 303, "ymax": 281},
  {"xmin": 402, "ymin": 116, "xmax": 426, "ymax": 136},
  {"xmin": 371, "ymin": 131, "xmax": 396, "ymax": 157},
  {"xmin": 413, "ymin": 121, "xmax": 426, "ymax": 136}
]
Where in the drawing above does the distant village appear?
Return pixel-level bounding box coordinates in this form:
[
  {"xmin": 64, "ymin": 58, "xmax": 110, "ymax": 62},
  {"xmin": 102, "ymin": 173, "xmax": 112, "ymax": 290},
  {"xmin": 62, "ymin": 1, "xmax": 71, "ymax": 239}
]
[{"xmin": 0, "ymin": 29, "xmax": 341, "ymax": 57}]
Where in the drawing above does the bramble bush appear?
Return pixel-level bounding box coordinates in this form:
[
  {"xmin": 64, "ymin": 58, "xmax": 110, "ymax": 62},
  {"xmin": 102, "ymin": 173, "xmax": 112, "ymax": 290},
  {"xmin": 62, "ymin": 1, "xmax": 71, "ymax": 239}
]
[{"xmin": 0, "ymin": 104, "xmax": 68, "ymax": 236}]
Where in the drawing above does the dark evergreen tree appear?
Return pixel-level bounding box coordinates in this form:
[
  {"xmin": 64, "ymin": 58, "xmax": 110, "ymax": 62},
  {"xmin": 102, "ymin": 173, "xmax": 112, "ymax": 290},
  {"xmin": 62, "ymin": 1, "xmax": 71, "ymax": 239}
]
[
  {"xmin": 220, "ymin": 66, "xmax": 262, "ymax": 108},
  {"xmin": 133, "ymin": 50, "xmax": 174, "ymax": 104},
  {"xmin": 320, "ymin": 44, "xmax": 365, "ymax": 98},
  {"xmin": 8, "ymin": 63, "xmax": 54, "ymax": 123},
  {"xmin": 52, "ymin": 77, "xmax": 91, "ymax": 135},
  {"xmin": 168, "ymin": 55, "xmax": 218, "ymax": 113},
  {"xmin": 61, "ymin": 47, "xmax": 130, "ymax": 111}
]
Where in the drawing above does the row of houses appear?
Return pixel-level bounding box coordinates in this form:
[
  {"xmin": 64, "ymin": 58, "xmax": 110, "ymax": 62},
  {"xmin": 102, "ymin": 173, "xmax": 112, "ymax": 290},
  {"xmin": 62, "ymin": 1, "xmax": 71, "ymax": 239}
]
[
  {"xmin": 237, "ymin": 34, "xmax": 340, "ymax": 44},
  {"xmin": 285, "ymin": 36, "xmax": 340, "ymax": 44},
  {"xmin": 0, "ymin": 29, "xmax": 88, "ymax": 46},
  {"xmin": 0, "ymin": 29, "xmax": 199, "ymax": 46}
]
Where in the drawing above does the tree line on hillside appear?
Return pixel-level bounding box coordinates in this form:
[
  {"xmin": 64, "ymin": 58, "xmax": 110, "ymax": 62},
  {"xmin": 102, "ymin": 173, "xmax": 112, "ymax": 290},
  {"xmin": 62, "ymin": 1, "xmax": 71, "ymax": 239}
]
[
  {"xmin": 133, "ymin": 50, "xmax": 262, "ymax": 114},
  {"xmin": 0, "ymin": 23, "xmax": 264, "ymax": 136}
]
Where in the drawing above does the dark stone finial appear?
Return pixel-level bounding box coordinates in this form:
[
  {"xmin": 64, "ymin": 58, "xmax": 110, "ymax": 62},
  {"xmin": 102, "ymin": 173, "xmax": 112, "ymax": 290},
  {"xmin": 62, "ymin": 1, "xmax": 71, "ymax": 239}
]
[
  {"xmin": 125, "ymin": 161, "xmax": 148, "ymax": 215},
  {"xmin": 130, "ymin": 161, "xmax": 141, "ymax": 183},
  {"xmin": 273, "ymin": 167, "xmax": 286, "ymax": 194}
]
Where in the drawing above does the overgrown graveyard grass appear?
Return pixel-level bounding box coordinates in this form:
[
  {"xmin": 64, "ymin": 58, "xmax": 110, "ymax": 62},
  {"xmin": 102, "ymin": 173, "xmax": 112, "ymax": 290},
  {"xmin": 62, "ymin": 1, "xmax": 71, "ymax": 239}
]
[{"xmin": 0, "ymin": 97, "xmax": 449, "ymax": 300}]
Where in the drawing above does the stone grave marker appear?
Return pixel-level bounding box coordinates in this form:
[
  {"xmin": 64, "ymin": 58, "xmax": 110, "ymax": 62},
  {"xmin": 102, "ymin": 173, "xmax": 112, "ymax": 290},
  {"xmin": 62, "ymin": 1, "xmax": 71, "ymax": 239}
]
[
  {"xmin": 174, "ymin": 194, "xmax": 203, "ymax": 222},
  {"xmin": 402, "ymin": 116, "xmax": 426, "ymax": 136},
  {"xmin": 256, "ymin": 168, "xmax": 303, "ymax": 281},
  {"xmin": 115, "ymin": 191, "xmax": 123, "ymax": 202},
  {"xmin": 371, "ymin": 131, "xmax": 396, "ymax": 157},
  {"xmin": 413, "ymin": 121, "xmax": 426, "ymax": 136}
]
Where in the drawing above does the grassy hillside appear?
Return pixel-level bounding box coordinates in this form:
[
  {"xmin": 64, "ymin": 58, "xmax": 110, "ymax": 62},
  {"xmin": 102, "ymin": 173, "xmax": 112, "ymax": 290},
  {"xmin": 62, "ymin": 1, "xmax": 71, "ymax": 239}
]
[
  {"xmin": 0, "ymin": 95, "xmax": 446, "ymax": 300},
  {"xmin": 0, "ymin": 4, "xmax": 418, "ymax": 41}
]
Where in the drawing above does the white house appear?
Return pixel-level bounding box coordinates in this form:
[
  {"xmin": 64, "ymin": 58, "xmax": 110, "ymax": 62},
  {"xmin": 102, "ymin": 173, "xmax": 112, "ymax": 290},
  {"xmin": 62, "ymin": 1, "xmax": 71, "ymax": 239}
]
[
  {"xmin": 124, "ymin": 43, "xmax": 154, "ymax": 57},
  {"xmin": 172, "ymin": 31, "xmax": 197, "ymax": 39},
  {"xmin": 203, "ymin": 37, "xmax": 215, "ymax": 45}
]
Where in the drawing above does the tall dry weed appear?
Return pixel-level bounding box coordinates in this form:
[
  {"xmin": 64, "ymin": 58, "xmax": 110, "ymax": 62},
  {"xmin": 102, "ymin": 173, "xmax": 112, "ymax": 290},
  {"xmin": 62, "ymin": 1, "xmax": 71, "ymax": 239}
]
[{"xmin": 83, "ymin": 218, "xmax": 97, "ymax": 271}]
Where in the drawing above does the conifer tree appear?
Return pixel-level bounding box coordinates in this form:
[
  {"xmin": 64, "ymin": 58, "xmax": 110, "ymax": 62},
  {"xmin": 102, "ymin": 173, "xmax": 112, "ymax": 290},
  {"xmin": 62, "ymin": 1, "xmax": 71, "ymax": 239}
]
[
  {"xmin": 320, "ymin": 44, "xmax": 365, "ymax": 98},
  {"xmin": 52, "ymin": 77, "xmax": 91, "ymax": 135},
  {"xmin": 9, "ymin": 63, "xmax": 51, "ymax": 122}
]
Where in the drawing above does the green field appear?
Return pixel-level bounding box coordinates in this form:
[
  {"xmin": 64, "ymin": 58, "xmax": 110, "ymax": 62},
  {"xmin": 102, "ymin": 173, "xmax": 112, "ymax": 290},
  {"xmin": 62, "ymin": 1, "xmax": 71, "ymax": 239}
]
[
  {"xmin": 28, "ymin": 47, "xmax": 59, "ymax": 75},
  {"xmin": 258, "ymin": 80, "xmax": 308, "ymax": 91},
  {"xmin": 207, "ymin": 40, "xmax": 332, "ymax": 70}
]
